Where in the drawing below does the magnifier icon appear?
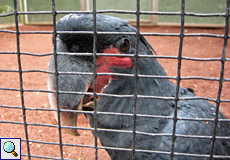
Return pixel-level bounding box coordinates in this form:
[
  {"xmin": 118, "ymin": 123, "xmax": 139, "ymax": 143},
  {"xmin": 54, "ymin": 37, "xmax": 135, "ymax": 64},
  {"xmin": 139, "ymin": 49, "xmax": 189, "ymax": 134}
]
[{"xmin": 3, "ymin": 141, "xmax": 18, "ymax": 157}]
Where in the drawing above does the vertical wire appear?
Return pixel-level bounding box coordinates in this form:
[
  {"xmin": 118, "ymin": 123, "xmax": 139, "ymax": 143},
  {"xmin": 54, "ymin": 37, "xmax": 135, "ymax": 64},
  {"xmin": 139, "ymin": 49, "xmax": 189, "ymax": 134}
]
[
  {"xmin": 14, "ymin": 0, "xmax": 31, "ymax": 159},
  {"xmin": 209, "ymin": 0, "xmax": 229, "ymax": 159},
  {"xmin": 52, "ymin": 0, "xmax": 64, "ymax": 159},
  {"xmin": 132, "ymin": 0, "xmax": 140, "ymax": 159},
  {"xmin": 93, "ymin": 0, "xmax": 98, "ymax": 159},
  {"xmin": 170, "ymin": 0, "xmax": 185, "ymax": 159}
]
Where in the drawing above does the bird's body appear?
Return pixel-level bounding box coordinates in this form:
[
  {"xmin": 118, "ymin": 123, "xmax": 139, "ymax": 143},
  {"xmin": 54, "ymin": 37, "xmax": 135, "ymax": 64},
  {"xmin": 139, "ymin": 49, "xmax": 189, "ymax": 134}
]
[{"xmin": 48, "ymin": 14, "xmax": 230, "ymax": 159}]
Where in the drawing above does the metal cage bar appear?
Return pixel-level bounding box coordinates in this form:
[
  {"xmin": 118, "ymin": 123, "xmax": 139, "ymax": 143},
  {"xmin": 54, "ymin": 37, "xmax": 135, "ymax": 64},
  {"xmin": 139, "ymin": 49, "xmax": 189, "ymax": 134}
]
[
  {"xmin": 210, "ymin": 0, "xmax": 229, "ymax": 159},
  {"xmin": 51, "ymin": 0, "xmax": 64, "ymax": 159},
  {"xmin": 13, "ymin": 0, "xmax": 31, "ymax": 159},
  {"xmin": 131, "ymin": 0, "xmax": 140, "ymax": 159},
  {"xmin": 0, "ymin": 0, "xmax": 229, "ymax": 159},
  {"xmin": 170, "ymin": 0, "xmax": 185, "ymax": 159},
  {"xmin": 92, "ymin": 0, "xmax": 99, "ymax": 159}
]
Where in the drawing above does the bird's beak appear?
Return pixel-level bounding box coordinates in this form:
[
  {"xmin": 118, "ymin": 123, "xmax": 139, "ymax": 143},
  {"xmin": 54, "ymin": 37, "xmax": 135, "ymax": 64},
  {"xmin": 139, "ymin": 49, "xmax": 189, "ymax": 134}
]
[
  {"xmin": 48, "ymin": 41, "xmax": 94, "ymax": 136},
  {"xmin": 48, "ymin": 74, "xmax": 83, "ymax": 136},
  {"xmin": 48, "ymin": 71, "xmax": 94, "ymax": 136}
]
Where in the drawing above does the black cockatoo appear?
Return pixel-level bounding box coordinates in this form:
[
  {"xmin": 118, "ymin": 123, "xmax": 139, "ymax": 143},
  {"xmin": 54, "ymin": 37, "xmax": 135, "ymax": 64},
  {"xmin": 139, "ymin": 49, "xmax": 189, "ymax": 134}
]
[{"xmin": 48, "ymin": 14, "xmax": 230, "ymax": 159}]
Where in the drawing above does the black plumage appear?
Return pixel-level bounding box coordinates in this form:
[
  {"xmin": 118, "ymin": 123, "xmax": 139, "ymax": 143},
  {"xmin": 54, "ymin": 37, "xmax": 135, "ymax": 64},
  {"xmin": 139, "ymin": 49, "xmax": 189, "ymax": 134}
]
[{"xmin": 48, "ymin": 14, "xmax": 230, "ymax": 160}]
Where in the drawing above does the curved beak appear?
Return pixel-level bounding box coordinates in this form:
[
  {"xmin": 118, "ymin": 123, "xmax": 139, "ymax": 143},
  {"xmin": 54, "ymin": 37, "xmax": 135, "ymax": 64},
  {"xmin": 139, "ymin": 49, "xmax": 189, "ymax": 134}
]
[{"xmin": 48, "ymin": 38, "xmax": 94, "ymax": 136}]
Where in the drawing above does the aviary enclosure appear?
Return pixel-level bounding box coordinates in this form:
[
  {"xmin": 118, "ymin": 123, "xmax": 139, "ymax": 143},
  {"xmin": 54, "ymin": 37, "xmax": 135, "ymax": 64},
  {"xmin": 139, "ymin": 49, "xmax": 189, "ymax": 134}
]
[{"xmin": 0, "ymin": 0, "xmax": 229, "ymax": 159}]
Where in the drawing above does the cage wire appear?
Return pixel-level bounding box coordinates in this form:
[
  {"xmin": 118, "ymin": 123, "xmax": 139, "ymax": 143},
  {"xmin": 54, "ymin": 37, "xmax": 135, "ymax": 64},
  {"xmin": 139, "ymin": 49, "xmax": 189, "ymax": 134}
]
[{"xmin": 0, "ymin": 0, "xmax": 230, "ymax": 159}]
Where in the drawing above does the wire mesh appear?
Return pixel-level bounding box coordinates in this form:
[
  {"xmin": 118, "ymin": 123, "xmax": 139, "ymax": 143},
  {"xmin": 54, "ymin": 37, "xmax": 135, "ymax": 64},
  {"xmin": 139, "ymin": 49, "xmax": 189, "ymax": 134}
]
[{"xmin": 0, "ymin": 0, "xmax": 230, "ymax": 159}]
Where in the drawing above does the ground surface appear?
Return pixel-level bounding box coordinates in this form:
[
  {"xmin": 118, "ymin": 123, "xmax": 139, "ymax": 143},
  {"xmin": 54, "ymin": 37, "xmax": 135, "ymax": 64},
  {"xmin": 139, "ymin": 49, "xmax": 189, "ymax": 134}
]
[{"xmin": 0, "ymin": 25, "xmax": 229, "ymax": 160}]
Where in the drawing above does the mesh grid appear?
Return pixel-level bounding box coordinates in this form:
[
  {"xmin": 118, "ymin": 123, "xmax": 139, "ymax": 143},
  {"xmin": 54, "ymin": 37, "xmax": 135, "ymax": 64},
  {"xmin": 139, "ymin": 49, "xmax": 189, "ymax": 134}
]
[{"xmin": 0, "ymin": 0, "xmax": 229, "ymax": 159}]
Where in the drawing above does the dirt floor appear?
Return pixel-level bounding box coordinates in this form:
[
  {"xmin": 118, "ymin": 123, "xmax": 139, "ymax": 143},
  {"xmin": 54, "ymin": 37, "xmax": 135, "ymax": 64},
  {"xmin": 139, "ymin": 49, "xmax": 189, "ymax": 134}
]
[{"xmin": 0, "ymin": 25, "xmax": 229, "ymax": 160}]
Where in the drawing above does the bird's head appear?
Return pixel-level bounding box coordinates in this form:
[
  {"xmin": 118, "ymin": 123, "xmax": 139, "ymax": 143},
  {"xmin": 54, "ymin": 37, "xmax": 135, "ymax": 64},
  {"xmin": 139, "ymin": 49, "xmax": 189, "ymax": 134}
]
[{"xmin": 48, "ymin": 14, "xmax": 161, "ymax": 136}]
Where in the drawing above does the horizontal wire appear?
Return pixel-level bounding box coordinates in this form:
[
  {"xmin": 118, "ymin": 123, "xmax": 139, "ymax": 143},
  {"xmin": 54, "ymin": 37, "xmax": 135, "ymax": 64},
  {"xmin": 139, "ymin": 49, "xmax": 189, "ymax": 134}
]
[
  {"xmin": 0, "ymin": 30, "xmax": 16, "ymax": 34},
  {"xmin": 0, "ymin": 86, "xmax": 229, "ymax": 103},
  {"xmin": 18, "ymin": 11, "xmax": 52, "ymax": 15},
  {"xmin": 97, "ymin": 145, "xmax": 230, "ymax": 159},
  {"xmin": 2, "ymin": 69, "xmax": 228, "ymax": 83},
  {"xmin": 0, "ymin": 12, "xmax": 14, "ymax": 17},
  {"xmin": 20, "ymin": 52, "xmax": 53, "ymax": 56},
  {"xmin": 21, "ymin": 154, "xmax": 66, "ymax": 160},
  {"xmin": 2, "ymin": 119, "xmax": 229, "ymax": 140},
  {"xmin": 22, "ymin": 69, "xmax": 51, "ymax": 74},
  {"xmin": 0, "ymin": 51, "xmax": 229, "ymax": 63},
  {"xmin": 21, "ymin": 139, "xmax": 96, "ymax": 150},
  {"xmin": 20, "ymin": 31, "xmax": 53, "ymax": 34},
  {"xmin": 19, "ymin": 151, "xmax": 230, "ymax": 160},
  {"xmin": 0, "ymin": 105, "xmax": 22, "ymax": 109},
  {"xmin": 140, "ymin": 11, "xmax": 226, "ymax": 17},
  {"xmin": 55, "ymin": 31, "xmax": 228, "ymax": 38},
  {"xmin": 1, "ymin": 107, "xmax": 229, "ymax": 124},
  {"xmin": 0, "ymin": 51, "xmax": 17, "ymax": 54},
  {"xmin": 1, "ymin": 10, "xmax": 227, "ymax": 17},
  {"xmin": 0, "ymin": 51, "xmax": 52, "ymax": 56},
  {"xmin": 1, "ymin": 104, "xmax": 229, "ymax": 123},
  {"xmin": 1, "ymin": 29, "xmax": 229, "ymax": 39}
]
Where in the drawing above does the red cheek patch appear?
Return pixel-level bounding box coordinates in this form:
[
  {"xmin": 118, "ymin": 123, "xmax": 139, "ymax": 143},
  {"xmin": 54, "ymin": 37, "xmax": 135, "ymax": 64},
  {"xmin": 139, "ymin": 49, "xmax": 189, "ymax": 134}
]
[
  {"xmin": 102, "ymin": 47, "xmax": 133, "ymax": 68},
  {"xmin": 89, "ymin": 47, "xmax": 133, "ymax": 93}
]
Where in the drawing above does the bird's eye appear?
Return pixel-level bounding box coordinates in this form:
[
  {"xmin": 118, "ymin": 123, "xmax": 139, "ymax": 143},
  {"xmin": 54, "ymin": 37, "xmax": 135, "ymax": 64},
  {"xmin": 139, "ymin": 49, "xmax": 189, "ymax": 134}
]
[{"xmin": 117, "ymin": 38, "xmax": 130, "ymax": 53}]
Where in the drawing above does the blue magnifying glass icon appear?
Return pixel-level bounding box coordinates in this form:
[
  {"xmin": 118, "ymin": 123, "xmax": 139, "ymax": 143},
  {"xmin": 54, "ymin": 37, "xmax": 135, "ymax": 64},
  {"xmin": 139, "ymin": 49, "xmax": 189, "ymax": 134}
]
[{"xmin": 3, "ymin": 141, "xmax": 18, "ymax": 157}]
